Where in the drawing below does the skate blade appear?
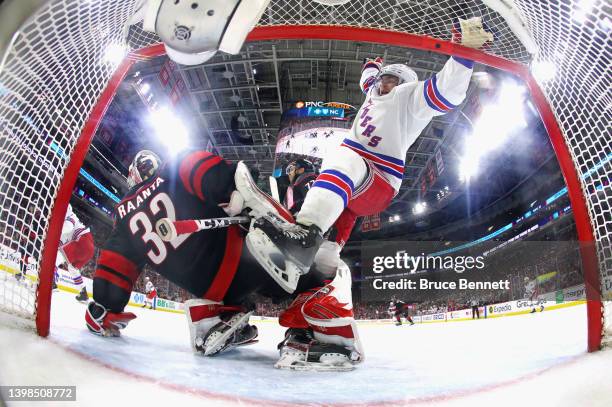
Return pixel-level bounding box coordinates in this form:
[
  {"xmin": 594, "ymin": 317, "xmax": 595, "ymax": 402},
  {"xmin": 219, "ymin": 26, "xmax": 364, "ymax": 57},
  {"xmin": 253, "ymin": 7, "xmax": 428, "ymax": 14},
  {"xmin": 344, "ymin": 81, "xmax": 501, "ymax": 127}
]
[
  {"xmin": 203, "ymin": 312, "xmax": 253, "ymax": 356},
  {"xmin": 246, "ymin": 228, "xmax": 301, "ymax": 293},
  {"xmin": 274, "ymin": 360, "xmax": 355, "ymax": 372}
]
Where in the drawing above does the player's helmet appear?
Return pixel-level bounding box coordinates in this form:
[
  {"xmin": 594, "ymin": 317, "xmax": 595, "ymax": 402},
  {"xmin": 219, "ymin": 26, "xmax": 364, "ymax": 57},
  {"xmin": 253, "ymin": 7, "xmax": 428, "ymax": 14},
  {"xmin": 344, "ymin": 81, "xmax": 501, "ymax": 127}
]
[
  {"xmin": 286, "ymin": 158, "xmax": 315, "ymax": 175},
  {"xmin": 127, "ymin": 150, "xmax": 162, "ymax": 188},
  {"xmin": 378, "ymin": 64, "xmax": 418, "ymax": 85}
]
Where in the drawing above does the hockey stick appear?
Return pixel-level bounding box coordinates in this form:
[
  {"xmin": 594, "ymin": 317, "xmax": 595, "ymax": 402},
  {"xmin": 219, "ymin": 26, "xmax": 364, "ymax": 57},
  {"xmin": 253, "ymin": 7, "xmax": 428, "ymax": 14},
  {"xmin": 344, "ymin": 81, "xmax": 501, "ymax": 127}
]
[{"xmin": 155, "ymin": 216, "xmax": 250, "ymax": 242}]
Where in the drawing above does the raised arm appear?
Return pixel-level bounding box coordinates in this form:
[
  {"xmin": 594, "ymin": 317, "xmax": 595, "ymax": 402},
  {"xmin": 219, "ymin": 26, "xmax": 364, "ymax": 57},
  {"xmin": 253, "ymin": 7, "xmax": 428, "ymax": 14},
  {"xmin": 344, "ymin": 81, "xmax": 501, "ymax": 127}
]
[
  {"xmin": 360, "ymin": 57, "xmax": 383, "ymax": 94},
  {"xmin": 406, "ymin": 17, "xmax": 494, "ymax": 119}
]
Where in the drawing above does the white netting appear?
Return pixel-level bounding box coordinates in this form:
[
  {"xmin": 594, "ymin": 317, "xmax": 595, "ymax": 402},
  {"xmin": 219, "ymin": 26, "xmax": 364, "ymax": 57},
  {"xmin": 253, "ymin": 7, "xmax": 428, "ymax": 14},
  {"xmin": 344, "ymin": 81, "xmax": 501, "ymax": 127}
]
[{"xmin": 0, "ymin": 0, "xmax": 609, "ymax": 343}]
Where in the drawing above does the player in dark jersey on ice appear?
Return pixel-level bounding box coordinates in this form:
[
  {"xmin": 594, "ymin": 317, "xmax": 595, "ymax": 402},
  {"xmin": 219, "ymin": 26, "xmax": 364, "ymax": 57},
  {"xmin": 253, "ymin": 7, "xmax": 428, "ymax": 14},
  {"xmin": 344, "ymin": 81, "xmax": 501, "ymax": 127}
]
[
  {"xmin": 388, "ymin": 299, "xmax": 414, "ymax": 326},
  {"xmin": 283, "ymin": 159, "xmax": 317, "ymax": 214},
  {"xmin": 85, "ymin": 150, "xmax": 363, "ymax": 370}
]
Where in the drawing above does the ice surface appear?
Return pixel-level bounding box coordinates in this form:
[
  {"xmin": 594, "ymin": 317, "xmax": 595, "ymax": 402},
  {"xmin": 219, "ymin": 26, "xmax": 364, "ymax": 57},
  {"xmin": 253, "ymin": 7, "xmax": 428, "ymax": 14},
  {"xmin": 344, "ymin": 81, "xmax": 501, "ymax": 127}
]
[{"xmin": 1, "ymin": 290, "xmax": 611, "ymax": 407}]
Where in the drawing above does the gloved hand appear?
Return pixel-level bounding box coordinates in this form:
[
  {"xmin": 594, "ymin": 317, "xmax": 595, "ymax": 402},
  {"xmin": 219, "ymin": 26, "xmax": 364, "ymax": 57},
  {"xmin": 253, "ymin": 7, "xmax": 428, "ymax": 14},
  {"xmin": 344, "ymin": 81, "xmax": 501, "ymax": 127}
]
[{"xmin": 452, "ymin": 17, "xmax": 494, "ymax": 50}]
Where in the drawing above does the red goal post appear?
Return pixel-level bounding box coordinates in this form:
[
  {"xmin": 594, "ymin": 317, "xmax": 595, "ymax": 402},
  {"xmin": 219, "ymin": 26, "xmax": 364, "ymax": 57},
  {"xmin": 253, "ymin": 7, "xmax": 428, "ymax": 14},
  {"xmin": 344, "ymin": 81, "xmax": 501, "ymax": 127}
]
[{"xmin": 0, "ymin": 0, "xmax": 609, "ymax": 351}]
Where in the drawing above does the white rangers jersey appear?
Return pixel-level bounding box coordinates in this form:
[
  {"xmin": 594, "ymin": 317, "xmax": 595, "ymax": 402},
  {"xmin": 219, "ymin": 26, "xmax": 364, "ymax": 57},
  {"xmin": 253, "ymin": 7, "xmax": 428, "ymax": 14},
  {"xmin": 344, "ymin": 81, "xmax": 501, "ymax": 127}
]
[
  {"xmin": 60, "ymin": 204, "xmax": 90, "ymax": 246},
  {"xmin": 343, "ymin": 57, "xmax": 474, "ymax": 190}
]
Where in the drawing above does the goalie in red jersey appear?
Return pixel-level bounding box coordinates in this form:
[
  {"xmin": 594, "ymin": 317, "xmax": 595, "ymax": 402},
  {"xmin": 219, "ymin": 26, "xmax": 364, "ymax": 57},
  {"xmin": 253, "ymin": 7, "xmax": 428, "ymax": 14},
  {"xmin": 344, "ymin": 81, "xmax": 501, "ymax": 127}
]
[{"xmin": 86, "ymin": 150, "xmax": 363, "ymax": 371}]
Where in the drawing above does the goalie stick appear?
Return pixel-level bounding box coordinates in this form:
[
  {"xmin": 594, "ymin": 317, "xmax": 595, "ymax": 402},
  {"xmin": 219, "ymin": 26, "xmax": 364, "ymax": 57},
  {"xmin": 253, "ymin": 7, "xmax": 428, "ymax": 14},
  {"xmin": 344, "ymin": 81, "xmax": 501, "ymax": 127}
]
[{"xmin": 155, "ymin": 216, "xmax": 250, "ymax": 242}]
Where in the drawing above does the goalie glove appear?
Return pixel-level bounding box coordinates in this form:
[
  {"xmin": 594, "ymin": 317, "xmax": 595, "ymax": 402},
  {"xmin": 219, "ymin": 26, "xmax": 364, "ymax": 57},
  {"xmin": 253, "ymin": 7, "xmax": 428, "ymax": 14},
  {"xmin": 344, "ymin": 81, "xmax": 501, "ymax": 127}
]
[
  {"xmin": 452, "ymin": 17, "xmax": 494, "ymax": 50},
  {"xmin": 362, "ymin": 57, "xmax": 383, "ymax": 72},
  {"xmin": 85, "ymin": 302, "xmax": 136, "ymax": 337}
]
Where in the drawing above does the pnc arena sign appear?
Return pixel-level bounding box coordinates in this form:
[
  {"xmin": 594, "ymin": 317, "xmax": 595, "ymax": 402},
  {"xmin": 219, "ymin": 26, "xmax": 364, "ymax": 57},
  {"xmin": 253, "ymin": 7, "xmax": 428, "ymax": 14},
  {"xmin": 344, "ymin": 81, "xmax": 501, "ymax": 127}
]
[
  {"xmin": 295, "ymin": 101, "xmax": 356, "ymax": 110},
  {"xmin": 294, "ymin": 101, "xmax": 356, "ymax": 118}
]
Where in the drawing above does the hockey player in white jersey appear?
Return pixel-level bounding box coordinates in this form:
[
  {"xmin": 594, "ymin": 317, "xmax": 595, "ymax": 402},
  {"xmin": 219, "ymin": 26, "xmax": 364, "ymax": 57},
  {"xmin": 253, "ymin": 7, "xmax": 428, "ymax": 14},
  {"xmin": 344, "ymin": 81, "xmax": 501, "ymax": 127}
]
[
  {"xmin": 253, "ymin": 17, "xmax": 494, "ymax": 272},
  {"xmin": 524, "ymin": 276, "xmax": 544, "ymax": 313},
  {"xmin": 57, "ymin": 203, "xmax": 95, "ymax": 302}
]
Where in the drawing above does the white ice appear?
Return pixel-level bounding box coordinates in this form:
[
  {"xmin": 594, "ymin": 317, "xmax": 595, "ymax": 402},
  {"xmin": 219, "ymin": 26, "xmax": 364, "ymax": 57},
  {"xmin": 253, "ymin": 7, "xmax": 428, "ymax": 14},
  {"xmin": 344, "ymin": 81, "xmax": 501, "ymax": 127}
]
[{"xmin": 1, "ymin": 289, "xmax": 611, "ymax": 407}]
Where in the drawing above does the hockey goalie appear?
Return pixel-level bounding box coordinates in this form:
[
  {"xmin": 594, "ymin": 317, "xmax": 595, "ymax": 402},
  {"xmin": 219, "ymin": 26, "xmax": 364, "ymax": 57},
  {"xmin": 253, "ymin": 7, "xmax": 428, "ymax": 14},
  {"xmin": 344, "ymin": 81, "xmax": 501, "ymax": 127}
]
[{"xmin": 86, "ymin": 150, "xmax": 363, "ymax": 371}]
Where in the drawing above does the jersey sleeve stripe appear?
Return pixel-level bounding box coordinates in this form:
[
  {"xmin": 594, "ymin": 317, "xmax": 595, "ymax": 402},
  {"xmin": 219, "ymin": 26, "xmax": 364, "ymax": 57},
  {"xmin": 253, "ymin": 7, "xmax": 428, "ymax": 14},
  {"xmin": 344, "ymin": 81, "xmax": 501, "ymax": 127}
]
[
  {"xmin": 97, "ymin": 250, "xmax": 139, "ymax": 282},
  {"xmin": 192, "ymin": 156, "xmax": 224, "ymax": 201},
  {"xmin": 431, "ymin": 75, "xmax": 458, "ymax": 109},
  {"xmin": 179, "ymin": 151, "xmax": 216, "ymax": 195},
  {"xmin": 451, "ymin": 56, "xmax": 474, "ymax": 69},
  {"xmin": 362, "ymin": 76, "xmax": 377, "ymax": 94},
  {"xmin": 423, "ymin": 75, "xmax": 458, "ymax": 113}
]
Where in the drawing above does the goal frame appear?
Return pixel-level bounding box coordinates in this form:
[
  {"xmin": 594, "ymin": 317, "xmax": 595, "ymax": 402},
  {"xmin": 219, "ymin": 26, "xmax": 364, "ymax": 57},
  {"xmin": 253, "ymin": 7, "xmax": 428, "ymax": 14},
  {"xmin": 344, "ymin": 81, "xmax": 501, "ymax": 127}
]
[{"xmin": 36, "ymin": 26, "xmax": 603, "ymax": 351}]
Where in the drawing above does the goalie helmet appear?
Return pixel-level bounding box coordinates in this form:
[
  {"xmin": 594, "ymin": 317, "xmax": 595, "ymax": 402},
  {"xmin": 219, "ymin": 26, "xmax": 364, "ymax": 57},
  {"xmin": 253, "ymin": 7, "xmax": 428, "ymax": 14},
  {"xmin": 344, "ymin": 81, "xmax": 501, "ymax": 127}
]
[
  {"xmin": 127, "ymin": 150, "xmax": 162, "ymax": 188},
  {"xmin": 142, "ymin": 0, "xmax": 271, "ymax": 65},
  {"xmin": 378, "ymin": 64, "xmax": 418, "ymax": 85}
]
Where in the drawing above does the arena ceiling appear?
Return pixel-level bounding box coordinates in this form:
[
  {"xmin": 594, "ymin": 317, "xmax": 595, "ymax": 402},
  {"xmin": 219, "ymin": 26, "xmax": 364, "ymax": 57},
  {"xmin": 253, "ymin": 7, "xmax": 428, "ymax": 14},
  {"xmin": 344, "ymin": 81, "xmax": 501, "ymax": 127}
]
[
  {"xmin": 97, "ymin": 39, "xmax": 475, "ymax": 197},
  {"xmin": 89, "ymin": 37, "xmax": 557, "ymax": 234}
]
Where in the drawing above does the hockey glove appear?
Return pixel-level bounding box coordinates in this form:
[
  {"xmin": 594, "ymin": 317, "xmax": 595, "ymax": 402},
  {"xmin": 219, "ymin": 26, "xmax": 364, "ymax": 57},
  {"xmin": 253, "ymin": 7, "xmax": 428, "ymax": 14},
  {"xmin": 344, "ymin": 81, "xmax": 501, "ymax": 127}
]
[
  {"xmin": 452, "ymin": 17, "xmax": 494, "ymax": 50},
  {"xmin": 86, "ymin": 301, "xmax": 136, "ymax": 337},
  {"xmin": 362, "ymin": 57, "xmax": 383, "ymax": 72}
]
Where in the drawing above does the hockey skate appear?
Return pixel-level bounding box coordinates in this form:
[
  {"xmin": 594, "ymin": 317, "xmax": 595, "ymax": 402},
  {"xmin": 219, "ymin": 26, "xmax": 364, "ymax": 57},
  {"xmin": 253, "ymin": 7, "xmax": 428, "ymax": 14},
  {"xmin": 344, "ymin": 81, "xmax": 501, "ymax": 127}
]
[
  {"xmin": 275, "ymin": 328, "xmax": 359, "ymax": 372},
  {"xmin": 252, "ymin": 215, "xmax": 323, "ymax": 274},
  {"xmin": 197, "ymin": 311, "xmax": 257, "ymax": 356},
  {"xmin": 75, "ymin": 287, "xmax": 88, "ymax": 302},
  {"xmin": 245, "ymin": 216, "xmax": 307, "ymax": 293},
  {"xmin": 185, "ymin": 299, "xmax": 258, "ymax": 357}
]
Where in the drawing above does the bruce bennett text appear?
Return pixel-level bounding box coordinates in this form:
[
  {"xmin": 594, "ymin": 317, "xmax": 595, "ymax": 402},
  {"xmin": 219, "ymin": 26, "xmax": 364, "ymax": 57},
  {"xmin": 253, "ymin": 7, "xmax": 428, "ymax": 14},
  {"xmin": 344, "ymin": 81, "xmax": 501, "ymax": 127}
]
[{"xmin": 372, "ymin": 278, "xmax": 511, "ymax": 291}]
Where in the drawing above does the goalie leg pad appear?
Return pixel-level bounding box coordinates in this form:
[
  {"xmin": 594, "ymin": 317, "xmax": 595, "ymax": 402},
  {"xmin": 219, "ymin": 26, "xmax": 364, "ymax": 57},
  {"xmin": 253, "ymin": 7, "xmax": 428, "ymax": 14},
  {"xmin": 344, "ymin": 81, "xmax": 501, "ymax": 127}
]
[{"xmin": 301, "ymin": 263, "xmax": 364, "ymax": 363}]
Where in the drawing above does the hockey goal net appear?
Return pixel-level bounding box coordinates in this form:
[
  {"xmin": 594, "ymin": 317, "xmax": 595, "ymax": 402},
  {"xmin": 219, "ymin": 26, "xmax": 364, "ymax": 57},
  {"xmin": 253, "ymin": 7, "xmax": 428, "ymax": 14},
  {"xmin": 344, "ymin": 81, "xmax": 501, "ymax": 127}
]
[{"xmin": 0, "ymin": 0, "xmax": 609, "ymax": 349}]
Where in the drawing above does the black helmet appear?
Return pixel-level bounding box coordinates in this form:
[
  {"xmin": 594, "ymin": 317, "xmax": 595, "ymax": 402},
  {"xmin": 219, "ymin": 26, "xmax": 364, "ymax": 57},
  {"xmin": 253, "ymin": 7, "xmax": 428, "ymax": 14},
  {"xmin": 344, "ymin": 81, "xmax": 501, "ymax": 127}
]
[{"xmin": 286, "ymin": 158, "xmax": 314, "ymax": 175}]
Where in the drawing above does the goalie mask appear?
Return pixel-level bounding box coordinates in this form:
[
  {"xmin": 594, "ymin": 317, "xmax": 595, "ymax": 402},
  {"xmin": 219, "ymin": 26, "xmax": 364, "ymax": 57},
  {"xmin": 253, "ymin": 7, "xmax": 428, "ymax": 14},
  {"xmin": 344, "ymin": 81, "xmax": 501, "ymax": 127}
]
[
  {"xmin": 127, "ymin": 150, "xmax": 162, "ymax": 188},
  {"xmin": 378, "ymin": 64, "xmax": 417, "ymax": 86},
  {"xmin": 142, "ymin": 0, "xmax": 271, "ymax": 66}
]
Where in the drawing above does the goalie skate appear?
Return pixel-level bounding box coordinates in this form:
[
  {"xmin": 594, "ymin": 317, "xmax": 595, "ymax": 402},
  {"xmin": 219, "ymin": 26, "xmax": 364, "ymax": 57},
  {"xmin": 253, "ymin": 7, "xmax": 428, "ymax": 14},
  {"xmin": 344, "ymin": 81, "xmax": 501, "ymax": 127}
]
[
  {"xmin": 197, "ymin": 311, "xmax": 257, "ymax": 356},
  {"xmin": 275, "ymin": 328, "xmax": 359, "ymax": 372}
]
